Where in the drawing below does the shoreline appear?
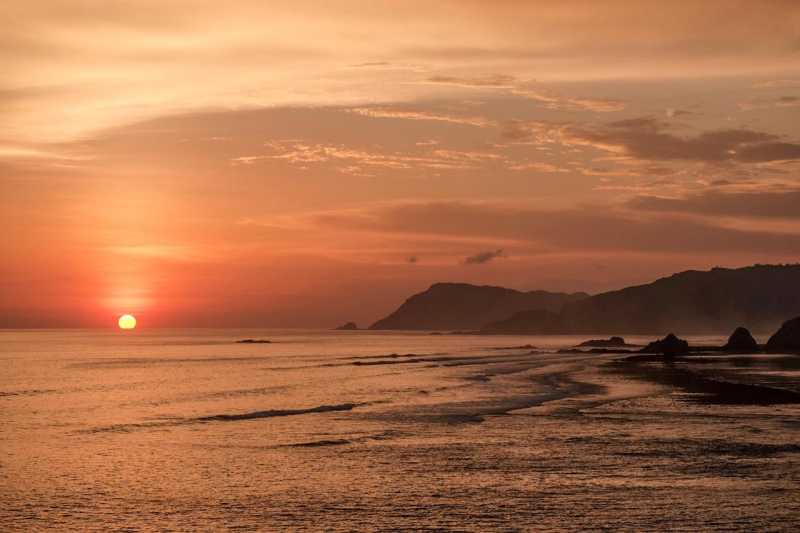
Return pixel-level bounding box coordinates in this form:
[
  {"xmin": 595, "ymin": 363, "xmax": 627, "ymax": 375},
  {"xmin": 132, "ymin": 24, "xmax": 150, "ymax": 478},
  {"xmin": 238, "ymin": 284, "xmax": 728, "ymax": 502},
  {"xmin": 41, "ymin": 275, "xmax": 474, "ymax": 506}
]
[{"xmin": 606, "ymin": 352, "xmax": 800, "ymax": 406}]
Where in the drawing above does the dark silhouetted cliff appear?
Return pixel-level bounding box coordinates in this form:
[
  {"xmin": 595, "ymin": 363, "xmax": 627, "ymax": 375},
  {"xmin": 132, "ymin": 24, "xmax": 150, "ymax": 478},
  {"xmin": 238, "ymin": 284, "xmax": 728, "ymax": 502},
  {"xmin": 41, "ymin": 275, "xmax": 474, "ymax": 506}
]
[
  {"xmin": 369, "ymin": 283, "xmax": 588, "ymax": 330},
  {"xmin": 483, "ymin": 265, "xmax": 800, "ymax": 334},
  {"xmin": 480, "ymin": 309, "xmax": 563, "ymax": 334},
  {"xmin": 766, "ymin": 316, "xmax": 800, "ymax": 353}
]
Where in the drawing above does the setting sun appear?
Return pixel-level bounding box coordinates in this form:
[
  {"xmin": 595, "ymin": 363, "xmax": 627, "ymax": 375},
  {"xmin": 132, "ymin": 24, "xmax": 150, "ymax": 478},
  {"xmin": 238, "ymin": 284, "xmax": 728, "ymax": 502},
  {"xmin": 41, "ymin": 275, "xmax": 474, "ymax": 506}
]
[{"xmin": 118, "ymin": 314, "xmax": 137, "ymax": 330}]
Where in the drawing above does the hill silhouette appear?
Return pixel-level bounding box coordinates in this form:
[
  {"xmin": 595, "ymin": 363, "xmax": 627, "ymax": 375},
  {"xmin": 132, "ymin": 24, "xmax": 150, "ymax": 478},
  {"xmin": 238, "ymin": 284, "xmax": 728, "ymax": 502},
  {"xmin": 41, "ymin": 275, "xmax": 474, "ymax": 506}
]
[
  {"xmin": 479, "ymin": 309, "xmax": 563, "ymax": 335},
  {"xmin": 369, "ymin": 282, "xmax": 588, "ymax": 330},
  {"xmin": 480, "ymin": 264, "xmax": 800, "ymax": 334}
]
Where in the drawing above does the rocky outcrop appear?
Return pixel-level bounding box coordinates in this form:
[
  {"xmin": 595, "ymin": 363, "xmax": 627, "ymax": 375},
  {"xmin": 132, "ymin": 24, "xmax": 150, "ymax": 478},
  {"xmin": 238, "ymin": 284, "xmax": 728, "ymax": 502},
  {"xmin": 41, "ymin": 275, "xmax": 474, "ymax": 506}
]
[
  {"xmin": 369, "ymin": 282, "xmax": 588, "ymax": 330},
  {"xmin": 723, "ymin": 327, "xmax": 759, "ymax": 352},
  {"xmin": 640, "ymin": 333, "xmax": 689, "ymax": 357},
  {"xmin": 578, "ymin": 336, "xmax": 627, "ymax": 347},
  {"xmin": 335, "ymin": 322, "xmax": 359, "ymax": 330},
  {"xmin": 766, "ymin": 317, "xmax": 800, "ymax": 353}
]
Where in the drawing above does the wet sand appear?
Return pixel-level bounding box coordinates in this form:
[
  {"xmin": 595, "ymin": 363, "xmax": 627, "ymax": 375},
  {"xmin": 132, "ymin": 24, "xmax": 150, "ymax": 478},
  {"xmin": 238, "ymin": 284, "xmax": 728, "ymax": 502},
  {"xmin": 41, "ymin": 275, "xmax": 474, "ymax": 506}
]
[{"xmin": 608, "ymin": 352, "xmax": 800, "ymax": 405}]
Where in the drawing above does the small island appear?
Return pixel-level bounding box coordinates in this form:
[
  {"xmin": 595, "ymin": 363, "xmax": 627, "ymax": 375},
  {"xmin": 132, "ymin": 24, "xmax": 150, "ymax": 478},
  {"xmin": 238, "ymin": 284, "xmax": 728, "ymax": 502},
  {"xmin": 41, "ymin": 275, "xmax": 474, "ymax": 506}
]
[
  {"xmin": 235, "ymin": 339, "xmax": 272, "ymax": 344},
  {"xmin": 334, "ymin": 322, "xmax": 359, "ymax": 330}
]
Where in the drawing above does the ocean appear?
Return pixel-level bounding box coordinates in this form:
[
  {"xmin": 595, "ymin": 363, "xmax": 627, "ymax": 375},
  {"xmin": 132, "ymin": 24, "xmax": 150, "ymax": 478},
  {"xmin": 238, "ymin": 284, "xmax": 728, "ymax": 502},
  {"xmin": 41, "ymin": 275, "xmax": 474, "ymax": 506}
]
[{"xmin": 2, "ymin": 329, "xmax": 800, "ymax": 531}]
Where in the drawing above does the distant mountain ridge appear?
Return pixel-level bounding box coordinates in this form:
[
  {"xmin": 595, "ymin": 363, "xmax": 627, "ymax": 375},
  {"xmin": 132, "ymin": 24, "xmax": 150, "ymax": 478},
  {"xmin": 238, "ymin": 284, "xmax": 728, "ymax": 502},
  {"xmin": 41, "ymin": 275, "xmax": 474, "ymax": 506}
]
[
  {"xmin": 369, "ymin": 282, "xmax": 589, "ymax": 330},
  {"xmin": 481, "ymin": 264, "xmax": 800, "ymax": 335}
]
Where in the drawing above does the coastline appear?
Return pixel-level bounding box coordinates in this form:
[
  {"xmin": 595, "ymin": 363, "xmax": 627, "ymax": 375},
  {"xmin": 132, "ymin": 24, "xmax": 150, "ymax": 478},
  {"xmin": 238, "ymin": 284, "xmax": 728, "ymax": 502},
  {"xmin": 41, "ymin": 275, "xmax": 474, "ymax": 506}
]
[{"xmin": 607, "ymin": 352, "xmax": 800, "ymax": 405}]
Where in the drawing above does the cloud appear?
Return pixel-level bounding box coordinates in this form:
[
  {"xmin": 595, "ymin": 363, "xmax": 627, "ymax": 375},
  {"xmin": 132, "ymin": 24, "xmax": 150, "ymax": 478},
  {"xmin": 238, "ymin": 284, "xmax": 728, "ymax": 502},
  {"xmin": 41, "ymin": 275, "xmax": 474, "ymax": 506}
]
[
  {"xmin": 5, "ymin": 1, "xmax": 800, "ymax": 143},
  {"xmin": 511, "ymin": 85, "xmax": 626, "ymax": 112},
  {"xmin": 560, "ymin": 117, "xmax": 800, "ymax": 163},
  {"xmin": 500, "ymin": 119, "xmax": 563, "ymax": 143},
  {"xmin": 231, "ymin": 139, "xmax": 505, "ymax": 174},
  {"xmin": 627, "ymin": 188, "xmax": 800, "ymax": 219},
  {"xmin": 463, "ymin": 249, "xmax": 505, "ymax": 264},
  {"xmin": 425, "ymin": 74, "xmax": 516, "ymax": 89},
  {"xmin": 738, "ymin": 95, "xmax": 800, "ymax": 110},
  {"xmin": 348, "ymin": 107, "xmax": 492, "ymax": 127},
  {"xmin": 350, "ymin": 61, "xmax": 391, "ymax": 68},
  {"xmin": 735, "ymin": 142, "xmax": 800, "ymax": 162},
  {"xmin": 753, "ymin": 79, "xmax": 800, "ymax": 89},
  {"xmin": 308, "ymin": 200, "xmax": 800, "ymax": 254},
  {"xmin": 424, "ymin": 75, "xmax": 625, "ymax": 112},
  {"xmin": 665, "ymin": 108, "xmax": 697, "ymax": 118},
  {"xmin": 508, "ymin": 161, "xmax": 566, "ymax": 173},
  {"xmin": 0, "ymin": 143, "xmax": 91, "ymax": 163}
]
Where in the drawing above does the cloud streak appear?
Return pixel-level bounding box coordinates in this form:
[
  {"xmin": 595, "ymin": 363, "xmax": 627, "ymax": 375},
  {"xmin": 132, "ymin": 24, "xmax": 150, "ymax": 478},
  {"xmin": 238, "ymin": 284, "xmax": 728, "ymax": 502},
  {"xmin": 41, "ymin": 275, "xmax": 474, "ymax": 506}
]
[
  {"xmin": 231, "ymin": 139, "xmax": 506, "ymax": 175},
  {"xmin": 463, "ymin": 249, "xmax": 505, "ymax": 264},
  {"xmin": 348, "ymin": 107, "xmax": 493, "ymax": 127},
  {"xmin": 628, "ymin": 189, "xmax": 800, "ymax": 219},
  {"xmin": 560, "ymin": 118, "xmax": 800, "ymax": 163},
  {"xmin": 424, "ymin": 75, "xmax": 626, "ymax": 112},
  {"xmin": 309, "ymin": 200, "xmax": 800, "ymax": 255}
]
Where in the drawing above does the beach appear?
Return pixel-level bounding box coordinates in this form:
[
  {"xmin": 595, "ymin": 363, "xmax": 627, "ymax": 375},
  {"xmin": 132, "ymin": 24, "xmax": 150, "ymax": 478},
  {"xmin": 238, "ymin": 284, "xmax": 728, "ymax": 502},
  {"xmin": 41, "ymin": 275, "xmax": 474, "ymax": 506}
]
[{"xmin": 2, "ymin": 329, "xmax": 800, "ymax": 531}]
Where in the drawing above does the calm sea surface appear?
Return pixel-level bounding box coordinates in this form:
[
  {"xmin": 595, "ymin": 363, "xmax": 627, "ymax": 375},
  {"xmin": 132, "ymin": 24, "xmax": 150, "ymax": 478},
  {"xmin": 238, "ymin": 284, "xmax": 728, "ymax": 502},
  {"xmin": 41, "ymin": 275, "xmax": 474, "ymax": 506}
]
[{"xmin": 2, "ymin": 329, "xmax": 799, "ymax": 531}]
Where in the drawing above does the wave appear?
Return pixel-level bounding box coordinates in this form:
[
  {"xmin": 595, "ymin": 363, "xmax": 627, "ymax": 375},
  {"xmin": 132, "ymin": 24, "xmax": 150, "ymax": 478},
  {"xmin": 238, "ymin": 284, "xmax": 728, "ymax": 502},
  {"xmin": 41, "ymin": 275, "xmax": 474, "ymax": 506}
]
[
  {"xmin": 196, "ymin": 402, "xmax": 364, "ymax": 422},
  {"xmin": 618, "ymin": 437, "xmax": 800, "ymax": 459},
  {"xmin": 279, "ymin": 429, "xmax": 404, "ymax": 448},
  {"xmin": 0, "ymin": 388, "xmax": 58, "ymax": 398},
  {"xmin": 68, "ymin": 356, "xmax": 279, "ymax": 369},
  {"xmin": 2, "ymin": 381, "xmax": 154, "ymax": 398},
  {"xmin": 80, "ymin": 402, "xmax": 369, "ymax": 434}
]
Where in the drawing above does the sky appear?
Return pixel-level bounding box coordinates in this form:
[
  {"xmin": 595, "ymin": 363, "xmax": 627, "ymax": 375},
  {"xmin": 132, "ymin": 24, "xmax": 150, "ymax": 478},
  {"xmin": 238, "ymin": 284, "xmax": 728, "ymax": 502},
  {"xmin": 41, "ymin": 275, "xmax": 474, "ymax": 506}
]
[{"xmin": 2, "ymin": 1, "xmax": 800, "ymax": 328}]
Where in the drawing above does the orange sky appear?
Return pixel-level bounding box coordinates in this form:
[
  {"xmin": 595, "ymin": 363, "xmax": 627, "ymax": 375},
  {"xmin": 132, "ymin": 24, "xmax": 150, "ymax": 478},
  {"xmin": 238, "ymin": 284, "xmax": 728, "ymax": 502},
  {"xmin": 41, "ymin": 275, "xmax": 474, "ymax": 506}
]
[{"xmin": 2, "ymin": 1, "xmax": 800, "ymax": 327}]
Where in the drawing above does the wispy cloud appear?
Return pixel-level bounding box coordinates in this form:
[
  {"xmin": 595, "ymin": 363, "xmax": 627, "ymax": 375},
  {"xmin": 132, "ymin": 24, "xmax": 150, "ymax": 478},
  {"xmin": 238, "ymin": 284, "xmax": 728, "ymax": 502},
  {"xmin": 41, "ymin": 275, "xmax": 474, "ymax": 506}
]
[
  {"xmin": 231, "ymin": 140, "xmax": 506, "ymax": 174},
  {"xmin": 627, "ymin": 187, "xmax": 800, "ymax": 219},
  {"xmin": 738, "ymin": 95, "xmax": 800, "ymax": 111},
  {"xmin": 424, "ymin": 75, "xmax": 625, "ymax": 112},
  {"xmin": 306, "ymin": 200, "xmax": 800, "ymax": 254},
  {"xmin": 348, "ymin": 107, "xmax": 493, "ymax": 127},
  {"xmin": 752, "ymin": 79, "xmax": 800, "ymax": 89},
  {"xmin": 559, "ymin": 117, "xmax": 800, "ymax": 163},
  {"xmin": 512, "ymin": 85, "xmax": 625, "ymax": 113},
  {"xmin": 463, "ymin": 249, "xmax": 505, "ymax": 264}
]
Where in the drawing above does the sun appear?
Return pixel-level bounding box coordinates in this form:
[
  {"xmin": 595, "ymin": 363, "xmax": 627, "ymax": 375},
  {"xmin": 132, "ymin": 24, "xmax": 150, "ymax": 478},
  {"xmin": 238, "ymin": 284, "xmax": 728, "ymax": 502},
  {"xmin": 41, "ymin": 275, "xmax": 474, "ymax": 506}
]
[{"xmin": 118, "ymin": 314, "xmax": 137, "ymax": 330}]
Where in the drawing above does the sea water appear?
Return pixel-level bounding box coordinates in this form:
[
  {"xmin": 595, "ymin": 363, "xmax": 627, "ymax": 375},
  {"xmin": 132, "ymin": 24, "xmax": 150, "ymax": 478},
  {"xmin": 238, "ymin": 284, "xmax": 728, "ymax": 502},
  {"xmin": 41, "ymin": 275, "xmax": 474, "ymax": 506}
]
[{"xmin": 2, "ymin": 329, "xmax": 799, "ymax": 531}]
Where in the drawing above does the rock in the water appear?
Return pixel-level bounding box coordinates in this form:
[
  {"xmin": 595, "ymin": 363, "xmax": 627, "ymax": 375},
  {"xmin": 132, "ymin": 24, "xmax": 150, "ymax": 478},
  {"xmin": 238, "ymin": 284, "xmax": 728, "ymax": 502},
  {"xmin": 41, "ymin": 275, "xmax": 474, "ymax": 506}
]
[
  {"xmin": 766, "ymin": 317, "xmax": 800, "ymax": 353},
  {"xmin": 335, "ymin": 322, "xmax": 359, "ymax": 330},
  {"xmin": 723, "ymin": 327, "xmax": 759, "ymax": 352},
  {"xmin": 640, "ymin": 333, "xmax": 689, "ymax": 356},
  {"xmin": 578, "ymin": 336, "xmax": 626, "ymax": 347},
  {"xmin": 236, "ymin": 339, "xmax": 271, "ymax": 344}
]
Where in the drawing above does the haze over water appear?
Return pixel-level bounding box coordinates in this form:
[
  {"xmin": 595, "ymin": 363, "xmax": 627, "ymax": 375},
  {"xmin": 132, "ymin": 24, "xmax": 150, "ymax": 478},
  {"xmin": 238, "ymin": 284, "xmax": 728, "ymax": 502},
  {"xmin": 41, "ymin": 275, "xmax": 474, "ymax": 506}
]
[{"xmin": 3, "ymin": 329, "xmax": 800, "ymax": 531}]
